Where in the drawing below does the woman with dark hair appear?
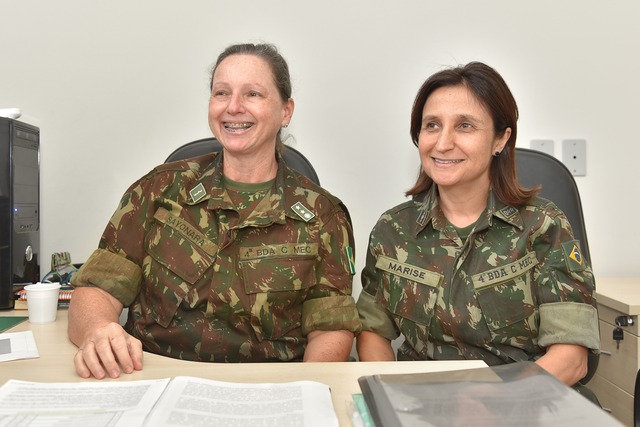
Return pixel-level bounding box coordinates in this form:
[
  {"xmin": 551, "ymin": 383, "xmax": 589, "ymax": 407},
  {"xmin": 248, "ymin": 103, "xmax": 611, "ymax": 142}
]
[
  {"xmin": 356, "ymin": 62, "xmax": 599, "ymax": 386},
  {"xmin": 68, "ymin": 43, "xmax": 360, "ymax": 379}
]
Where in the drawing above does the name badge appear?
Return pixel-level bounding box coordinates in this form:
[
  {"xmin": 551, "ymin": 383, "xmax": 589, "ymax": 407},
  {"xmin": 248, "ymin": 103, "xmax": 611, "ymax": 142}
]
[
  {"xmin": 375, "ymin": 255, "xmax": 442, "ymax": 287},
  {"xmin": 153, "ymin": 207, "xmax": 218, "ymax": 255}
]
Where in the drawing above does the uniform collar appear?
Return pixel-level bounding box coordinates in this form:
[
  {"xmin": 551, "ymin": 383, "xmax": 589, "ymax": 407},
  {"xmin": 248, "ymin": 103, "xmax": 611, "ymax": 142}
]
[
  {"xmin": 185, "ymin": 151, "xmax": 316, "ymax": 226},
  {"xmin": 412, "ymin": 185, "xmax": 523, "ymax": 236}
]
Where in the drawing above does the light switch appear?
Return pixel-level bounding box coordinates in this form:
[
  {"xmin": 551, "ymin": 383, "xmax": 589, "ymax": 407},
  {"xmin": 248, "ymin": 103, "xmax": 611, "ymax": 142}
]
[
  {"xmin": 530, "ymin": 139, "xmax": 554, "ymax": 156},
  {"xmin": 562, "ymin": 139, "xmax": 586, "ymax": 176}
]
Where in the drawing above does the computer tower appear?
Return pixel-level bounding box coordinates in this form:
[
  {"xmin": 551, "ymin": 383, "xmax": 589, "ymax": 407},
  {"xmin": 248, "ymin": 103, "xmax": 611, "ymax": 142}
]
[{"xmin": 0, "ymin": 117, "xmax": 40, "ymax": 309}]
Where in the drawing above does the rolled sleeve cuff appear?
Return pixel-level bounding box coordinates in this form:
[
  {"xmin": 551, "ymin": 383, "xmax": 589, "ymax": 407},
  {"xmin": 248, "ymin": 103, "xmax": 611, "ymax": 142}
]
[
  {"xmin": 70, "ymin": 248, "xmax": 142, "ymax": 307},
  {"xmin": 302, "ymin": 295, "xmax": 362, "ymax": 335},
  {"xmin": 356, "ymin": 290, "xmax": 398, "ymax": 341},
  {"xmin": 538, "ymin": 302, "xmax": 600, "ymax": 352}
]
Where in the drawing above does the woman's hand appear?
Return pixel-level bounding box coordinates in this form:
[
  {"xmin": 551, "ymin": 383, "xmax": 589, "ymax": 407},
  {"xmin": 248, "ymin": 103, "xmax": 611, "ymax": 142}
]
[
  {"xmin": 68, "ymin": 287, "xmax": 143, "ymax": 379},
  {"xmin": 73, "ymin": 321, "xmax": 143, "ymax": 379},
  {"xmin": 535, "ymin": 343, "xmax": 588, "ymax": 385}
]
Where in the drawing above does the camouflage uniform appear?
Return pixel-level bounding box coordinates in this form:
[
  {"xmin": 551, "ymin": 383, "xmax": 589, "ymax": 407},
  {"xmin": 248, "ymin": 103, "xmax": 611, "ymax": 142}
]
[
  {"xmin": 356, "ymin": 185, "xmax": 600, "ymax": 365},
  {"xmin": 72, "ymin": 152, "xmax": 360, "ymax": 362}
]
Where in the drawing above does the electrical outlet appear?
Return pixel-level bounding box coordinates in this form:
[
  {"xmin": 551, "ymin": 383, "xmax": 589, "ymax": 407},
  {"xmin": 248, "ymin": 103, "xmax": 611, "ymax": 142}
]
[
  {"xmin": 530, "ymin": 139, "xmax": 554, "ymax": 156},
  {"xmin": 562, "ymin": 139, "xmax": 586, "ymax": 176}
]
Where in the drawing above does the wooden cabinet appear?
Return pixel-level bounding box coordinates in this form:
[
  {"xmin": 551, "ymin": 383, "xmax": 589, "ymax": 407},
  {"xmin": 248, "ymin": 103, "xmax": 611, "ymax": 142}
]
[{"xmin": 590, "ymin": 277, "xmax": 640, "ymax": 427}]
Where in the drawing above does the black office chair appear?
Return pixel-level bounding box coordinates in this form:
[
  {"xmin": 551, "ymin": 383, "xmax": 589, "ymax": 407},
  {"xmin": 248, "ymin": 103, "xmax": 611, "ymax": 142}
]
[
  {"xmin": 515, "ymin": 147, "xmax": 590, "ymax": 263},
  {"xmin": 165, "ymin": 137, "xmax": 320, "ymax": 185},
  {"xmin": 515, "ymin": 147, "xmax": 599, "ymax": 390}
]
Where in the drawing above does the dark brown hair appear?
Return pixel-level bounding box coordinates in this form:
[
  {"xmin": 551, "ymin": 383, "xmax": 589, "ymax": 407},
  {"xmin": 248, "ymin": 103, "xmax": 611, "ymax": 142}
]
[{"xmin": 406, "ymin": 62, "xmax": 538, "ymax": 205}]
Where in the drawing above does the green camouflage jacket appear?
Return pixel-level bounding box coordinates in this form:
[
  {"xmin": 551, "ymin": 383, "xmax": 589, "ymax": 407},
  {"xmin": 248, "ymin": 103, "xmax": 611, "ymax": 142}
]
[
  {"xmin": 72, "ymin": 152, "xmax": 360, "ymax": 362},
  {"xmin": 357, "ymin": 185, "xmax": 599, "ymax": 365}
]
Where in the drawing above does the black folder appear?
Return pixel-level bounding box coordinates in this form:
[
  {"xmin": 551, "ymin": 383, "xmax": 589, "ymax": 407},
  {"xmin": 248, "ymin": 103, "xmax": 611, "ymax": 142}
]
[{"xmin": 358, "ymin": 361, "xmax": 620, "ymax": 427}]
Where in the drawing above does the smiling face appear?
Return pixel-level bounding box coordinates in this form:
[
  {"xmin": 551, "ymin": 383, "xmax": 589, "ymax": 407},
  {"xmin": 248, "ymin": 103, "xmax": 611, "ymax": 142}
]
[
  {"xmin": 418, "ymin": 84, "xmax": 511, "ymax": 195},
  {"xmin": 208, "ymin": 54, "xmax": 294, "ymax": 158}
]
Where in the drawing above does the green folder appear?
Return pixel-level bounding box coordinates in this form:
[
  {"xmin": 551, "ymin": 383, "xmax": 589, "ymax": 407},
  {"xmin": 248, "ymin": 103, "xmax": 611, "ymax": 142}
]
[
  {"xmin": 352, "ymin": 393, "xmax": 375, "ymax": 427},
  {"xmin": 0, "ymin": 316, "xmax": 28, "ymax": 333}
]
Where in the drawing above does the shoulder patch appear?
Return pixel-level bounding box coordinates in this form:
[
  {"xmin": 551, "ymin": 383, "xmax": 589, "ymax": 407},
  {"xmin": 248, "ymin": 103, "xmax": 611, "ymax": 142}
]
[
  {"xmin": 500, "ymin": 206, "xmax": 518, "ymax": 218},
  {"xmin": 562, "ymin": 240, "xmax": 586, "ymax": 272},
  {"xmin": 189, "ymin": 183, "xmax": 206, "ymax": 204},
  {"xmin": 291, "ymin": 201, "xmax": 316, "ymax": 222}
]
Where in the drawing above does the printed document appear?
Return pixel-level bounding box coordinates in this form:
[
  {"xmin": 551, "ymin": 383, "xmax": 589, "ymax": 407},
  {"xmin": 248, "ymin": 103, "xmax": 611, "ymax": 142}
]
[
  {"xmin": 0, "ymin": 378, "xmax": 169, "ymax": 427},
  {"xmin": 147, "ymin": 376, "xmax": 338, "ymax": 426},
  {"xmin": 0, "ymin": 376, "xmax": 338, "ymax": 427}
]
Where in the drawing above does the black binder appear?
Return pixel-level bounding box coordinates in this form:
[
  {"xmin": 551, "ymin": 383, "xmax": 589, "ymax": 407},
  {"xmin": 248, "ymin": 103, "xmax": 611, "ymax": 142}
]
[{"xmin": 358, "ymin": 361, "xmax": 621, "ymax": 427}]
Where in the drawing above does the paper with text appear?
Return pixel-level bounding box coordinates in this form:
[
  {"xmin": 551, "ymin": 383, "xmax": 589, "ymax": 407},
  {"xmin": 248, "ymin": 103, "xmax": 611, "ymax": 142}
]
[
  {"xmin": 0, "ymin": 376, "xmax": 338, "ymax": 427},
  {"xmin": 146, "ymin": 376, "xmax": 338, "ymax": 427},
  {"xmin": 0, "ymin": 378, "xmax": 170, "ymax": 427}
]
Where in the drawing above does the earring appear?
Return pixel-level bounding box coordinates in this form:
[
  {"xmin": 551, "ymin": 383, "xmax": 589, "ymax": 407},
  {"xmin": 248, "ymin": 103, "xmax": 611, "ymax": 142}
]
[
  {"xmin": 282, "ymin": 124, "xmax": 289, "ymax": 128},
  {"xmin": 493, "ymin": 151, "xmax": 501, "ymax": 157}
]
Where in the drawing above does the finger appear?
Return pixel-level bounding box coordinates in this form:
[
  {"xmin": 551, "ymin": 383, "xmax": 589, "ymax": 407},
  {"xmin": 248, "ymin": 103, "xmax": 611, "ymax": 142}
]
[
  {"xmin": 93, "ymin": 335, "xmax": 124, "ymax": 379},
  {"xmin": 78, "ymin": 342, "xmax": 108, "ymax": 380},
  {"xmin": 127, "ymin": 337, "xmax": 144, "ymax": 371},
  {"xmin": 73, "ymin": 349, "xmax": 93, "ymax": 379},
  {"xmin": 109, "ymin": 334, "xmax": 138, "ymax": 375}
]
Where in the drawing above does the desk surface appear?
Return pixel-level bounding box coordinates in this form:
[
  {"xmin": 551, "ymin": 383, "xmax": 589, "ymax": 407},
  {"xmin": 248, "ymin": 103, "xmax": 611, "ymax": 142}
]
[
  {"xmin": 0, "ymin": 310, "xmax": 486, "ymax": 426},
  {"xmin": 596, "ymin": 277, "xmax": 640, "ymax": 315}
]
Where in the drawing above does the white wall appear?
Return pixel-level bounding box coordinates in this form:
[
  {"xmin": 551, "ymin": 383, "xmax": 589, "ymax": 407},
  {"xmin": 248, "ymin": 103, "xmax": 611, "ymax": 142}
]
[{"xmin": 1, "ymin": 1, "xmax": 638, "ymax": 295}]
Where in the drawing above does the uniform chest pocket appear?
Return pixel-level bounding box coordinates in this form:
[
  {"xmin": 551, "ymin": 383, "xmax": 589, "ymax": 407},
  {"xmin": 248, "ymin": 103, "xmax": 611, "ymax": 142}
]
[
  {"xmin": 143, "ymin": 208, "xmax": 217, "ymax": 327},
  {"xmin": 375, "ymin": 255, "xmax": 442, "ymax": 326},
  {"xmin": 240, "ymin": 254, "xmax": 316, "ymax": 341},
  {"xmin": 472, "ymin": 252, "xmax": 538, "ymax": 335}
]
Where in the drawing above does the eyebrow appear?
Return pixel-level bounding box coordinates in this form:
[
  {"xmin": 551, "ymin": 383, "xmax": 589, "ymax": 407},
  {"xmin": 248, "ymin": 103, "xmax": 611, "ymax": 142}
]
[
  {"xmin": 457, "ymin": 114, "xmax": 484, "ymax": 124},
  {"xmin": 212, "ymin": 81, "xmax": 269, "ymax": 91},
  {"xmin": 422, "ymin": 114, "xmax": 485, "ymax": 124}
]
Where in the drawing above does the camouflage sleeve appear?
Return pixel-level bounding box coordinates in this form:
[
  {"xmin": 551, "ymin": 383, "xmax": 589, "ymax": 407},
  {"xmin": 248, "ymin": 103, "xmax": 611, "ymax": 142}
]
[
  {"xmin": 301, "ymin": 203, "xmax": 361, "ymax": 334},
  {"xmin": 70, "ymin": 248, "xmax": 142, "ymax": 306},
  {"xmin": 356, "ymin": 289, "xmax": 398, "ymax": 341},
  {"xmin": 533, "ymin": 209, "xmax": 600, "ymax": 351},
  {"xmin": 538, "ymin": 303, "xmax": 600, "ymax": 351},
  {"xmin": 302, "ymin": 295, "xmax": 360, "ymax": 335},
  {"xmin": 100, "ymin": 176, "xmax": 158, "ymax": 266},
  {"xmin": 71, "ymin": 172, "xmax": 159, "ymax": 306},
  {"xmin": 356, "ymin": 229, "xmax": 399, "ymax": 340}
]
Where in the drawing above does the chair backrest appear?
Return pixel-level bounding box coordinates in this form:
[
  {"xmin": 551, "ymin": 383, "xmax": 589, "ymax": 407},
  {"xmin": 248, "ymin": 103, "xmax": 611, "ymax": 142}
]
[
  {"xmin": 515, "ymin": 147, "xmax": 598, "ymax": 385},
  {"xmin": 514, "ymin": 147, "xmax": 591, "ymax": 264},
  {"xmin": 165, "ymin": 137, "xmax": 320, "ymax": 185}
]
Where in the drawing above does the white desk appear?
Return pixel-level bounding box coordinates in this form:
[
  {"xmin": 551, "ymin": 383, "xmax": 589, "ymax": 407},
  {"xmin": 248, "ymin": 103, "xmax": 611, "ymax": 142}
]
[
  {"xmin": 590, "ymin": 277, "xmax": 640, "ymax": 426},
  {"xmin": 596, "ymin": 277, "xmax": 640, "ymax": 315},
  {"xmin": 0, "ymin": 310, "xmax": 486, "ymax": 426}
]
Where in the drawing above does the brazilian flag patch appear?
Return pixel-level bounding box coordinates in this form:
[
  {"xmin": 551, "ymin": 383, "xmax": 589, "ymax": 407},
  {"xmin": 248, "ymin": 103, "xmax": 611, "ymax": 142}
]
[{"xmin": 561, "ymin": 240, "xmax": 586, "ymax": 272}]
